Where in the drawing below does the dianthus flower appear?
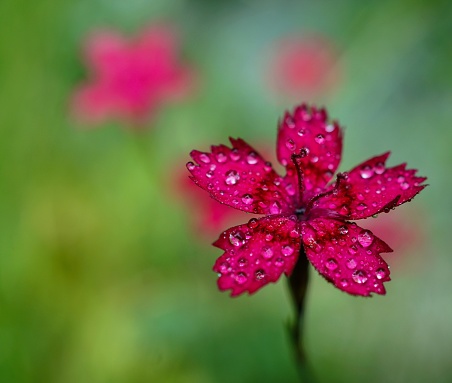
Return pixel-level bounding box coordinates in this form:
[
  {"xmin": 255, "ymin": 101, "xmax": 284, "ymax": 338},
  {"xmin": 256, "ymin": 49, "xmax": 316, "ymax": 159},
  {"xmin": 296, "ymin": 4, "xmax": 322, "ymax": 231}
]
[
  {"xmin": 268, "ymin": 34, "xmax": 341, "ymax": 99},
  {"xmin": 187, "ymin": 103, "xmax": 426, "ymax": 296},
  {"xmin": 72, "ymin": 24, "xmax": 194, "ymax": 127}
]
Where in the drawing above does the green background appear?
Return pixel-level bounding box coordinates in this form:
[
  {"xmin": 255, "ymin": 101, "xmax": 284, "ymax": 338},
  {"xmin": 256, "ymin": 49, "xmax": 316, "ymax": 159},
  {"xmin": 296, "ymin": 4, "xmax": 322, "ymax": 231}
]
[{"xmin": 0, "ymin": 0, "xmax": 450, "ymax": 382}]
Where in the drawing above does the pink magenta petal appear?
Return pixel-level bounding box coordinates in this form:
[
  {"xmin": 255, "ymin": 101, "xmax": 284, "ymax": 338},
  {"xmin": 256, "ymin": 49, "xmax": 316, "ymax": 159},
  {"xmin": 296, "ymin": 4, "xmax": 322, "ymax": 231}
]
[
  {"xmin": 301, "ymin": 218, "xmax": 392, "ymax": 296},
  {"xmin": 84, "ymin": 30, "xmax": 127, "ymax": 76},
  {"xmin": 187, "ymin": 138, "xmax": 295, "ymax": 215},
  {"xmin": 311, "ymin": 152, "xmax": 427, "ymax": 220},
  {"xmin": 277, "ymin": 103, "xmax": 343, "ymax": 200},
  {"xmin": 213, "ymin": 215, "xmax": 301, "ymax": 296}
]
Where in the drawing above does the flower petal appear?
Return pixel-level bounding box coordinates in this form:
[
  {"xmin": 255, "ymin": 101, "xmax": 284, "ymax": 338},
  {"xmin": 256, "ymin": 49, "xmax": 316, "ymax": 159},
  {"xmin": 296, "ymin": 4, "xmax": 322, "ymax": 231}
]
[
  {"xmin": 213, "ymin": 216, "xmax": 301, "ymax": 296},
  {"xmin": 310, "ymin": 152, "xmax": 427, "ymax": 220},
  {"xmin": 187, "ymin": 138, "xmax": 294, "ymax": 215},
  {"xmin": 301, "ymin": 219, "xmax": 392, "ymax": 296},
  {"xmin": 277, "ymin": 103, "xmax": 343, "ymax": 200}
]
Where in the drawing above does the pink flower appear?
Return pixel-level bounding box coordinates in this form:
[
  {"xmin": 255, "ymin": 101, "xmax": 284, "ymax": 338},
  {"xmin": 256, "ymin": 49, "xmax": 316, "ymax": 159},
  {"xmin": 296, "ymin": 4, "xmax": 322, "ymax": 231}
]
[
  {"xmin": 268, "ymin": 34, "xmax": 341, "ymax": 99},
  {"xmin": 72, "ymin": 24, "xmax": 194, "ymax": 127},
  {"xmin": 186, "ymin": 103, "xmax": 427, "ymax": 297}
]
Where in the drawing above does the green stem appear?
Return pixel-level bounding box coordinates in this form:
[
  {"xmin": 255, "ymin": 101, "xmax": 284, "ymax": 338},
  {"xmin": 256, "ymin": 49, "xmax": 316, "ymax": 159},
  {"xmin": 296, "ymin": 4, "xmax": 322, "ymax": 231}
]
[{"xmin": 287, "ymin": 250, "xmax": 317, "ymax": 382}]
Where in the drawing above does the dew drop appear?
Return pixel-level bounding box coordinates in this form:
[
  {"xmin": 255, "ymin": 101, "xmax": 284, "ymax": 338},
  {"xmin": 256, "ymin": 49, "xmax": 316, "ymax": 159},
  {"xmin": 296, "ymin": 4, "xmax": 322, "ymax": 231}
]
[
  {"xmin": 265, "ymin": 233, "xmax": 273, "ymax": 241},
  {"xmin": 215, "ymin": 152, "xmax": 227, "ymax": 163},
  {"xmin": 229, "ymin": 231, "xmax": 245, "ymax": 247},
  {"xmin": 374, "ymin": 162, "xmax": 385, "ymax": 175},
  {"xmin": 348, "ymin": 245, "xmax": 358, "ymax": 255},
  {"xmin": 269, "ymin": 201, "xmax": 282, "ymax": 214},
  {"xmin": 275, "ymin": 257, "xmax": 284, "ymax": 267},
  {"xmin": 199, "ymin": 153, "xmax": 210, "ymax": 163},
  {"xmin": 255, "ymin": 269, "xmax": 266, "ymax": 281},
  {"xmin": 357, "ymin": 230, "xmax": 374, "ymax": 248},
  {"xmin": 282, "ymin": 245, "xmax": 294, "ymax": 256},
  {"xmin": 297, "ymin": 129, "xmax": 306, "ymax": 136},
  {"xmin": 241, "ymin": 194, "xmax": 254, "ymax": 205},
  {"xmin": 246, "ymin": 152, "xmax": 258, "ymax": 165},
  {"xmin": 352, "ymin": 270, "xmax": 368, "ymax": 284},
  {"xmin": 400, "ymin": 182, "xmax": 410, "ymax": 190},
  {"xmin": 338, "ymin": 225, "xmax": 349, "ymax": 235},
  {"xmin": 285, "ymin": 183, "xmax": 296, "ymax": 196},
  {"xmin": 325, "ymin": 124, "xmax": 336, "ymax": 133},
  {"xmin": 230, "ymin": 149, "xmax": 241, "ymax": 161},
  {"xmin": 375, "ymin": 268, "xmax": 387, "ymax": 280},
  {"xmin": 356, "ymin": 203, "xmax": 368, "ymax": 211},
  {"xmin": 340, "ymin": 279, "xmax": 349, "ymax": 287},
  {"xmin": 263, "ymin": 162, "xmax": 272, "ymax": 172},
  {"xmin": 286, "ymin": 139, "xmax": 296, "ymax": 150},
  {"xmin": 315, "ymin": 134, "xmax": 325, "ymax": 144},
  {"xmin": 238, "ymin": 258, "xmax": 248, "ymax": 267},
  {"xmin": 218, "ymin": 262, "xmax": 230, "ymax": 274},
  {"xmin": 326, "ymin": 258, "xmax": 338, "ymax": 270},
  {"xmin": 247, "ymin": 218, "xmax": 259, "ymax": 229},
  {"xmin": 225, "ymin": 170, "xmax": 240, "ymax": 185},
  {"xmin": 346, "ymin": 259, "xmax": 357, "ymax": 269},
  {"xmin": 360, "ymin": 166, "xmax": 374, "ymax": 179},
  {"xmin": 235, "ymin": 272, "xmax": 248, "ymax": 284},
  {"xmin": 186, "ymin": 162, "xmax": 195, "ymax": 171},
  {"xmin": 262, "ymin": 246, "xmax": 274, "ymax": 259}
]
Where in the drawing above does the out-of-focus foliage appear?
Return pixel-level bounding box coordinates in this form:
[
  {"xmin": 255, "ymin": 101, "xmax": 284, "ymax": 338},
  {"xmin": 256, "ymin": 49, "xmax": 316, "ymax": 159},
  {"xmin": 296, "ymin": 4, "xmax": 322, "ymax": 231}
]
[{"xmin": 0, "ymin": 0, "xmax": 450, "ymax": 382}]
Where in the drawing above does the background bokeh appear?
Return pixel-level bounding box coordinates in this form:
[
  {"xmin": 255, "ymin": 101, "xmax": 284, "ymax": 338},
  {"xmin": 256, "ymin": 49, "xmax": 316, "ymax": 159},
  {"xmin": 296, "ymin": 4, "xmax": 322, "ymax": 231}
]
[{"xmin": 0, "ymin": 0, "xmax": 451, "ymax": 382}]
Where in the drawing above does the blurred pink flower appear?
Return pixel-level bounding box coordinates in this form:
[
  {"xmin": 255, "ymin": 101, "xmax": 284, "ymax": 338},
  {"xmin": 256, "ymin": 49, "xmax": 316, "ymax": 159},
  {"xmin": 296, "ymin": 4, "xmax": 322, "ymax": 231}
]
[
  {"xmin": 268, "ymin": 34, "xmax": 341, "ymax": 100},
  {"xmin": 72, "ymin": 24, "xmax": 195, "ymax": 127}
]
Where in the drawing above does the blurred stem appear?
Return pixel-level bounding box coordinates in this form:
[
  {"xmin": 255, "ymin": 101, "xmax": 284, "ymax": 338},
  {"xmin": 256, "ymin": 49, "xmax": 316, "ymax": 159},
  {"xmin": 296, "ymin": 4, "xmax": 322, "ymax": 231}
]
[{"xmin": 287, "ymin": 250, "xmax": 317, "ymax": 383}]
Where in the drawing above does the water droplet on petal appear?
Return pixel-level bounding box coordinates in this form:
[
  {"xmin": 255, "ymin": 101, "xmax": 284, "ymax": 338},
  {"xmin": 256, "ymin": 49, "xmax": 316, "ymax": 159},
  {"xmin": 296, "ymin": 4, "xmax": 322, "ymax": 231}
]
[
  {"xmin": 269, "ymin": 202, "xmax": 282, "ymax": 214},
  {"xmin": 297, "ymin": 129, "xmax": 306, "ymax": 136},
  {"xmin": 186, "ymin": 162, "xmax": 195, "ymax": 171},
  {"xmin": 241, "ymin": 194, "xmax": 254, "ymax": 205},
  {"xmin": 262, "ymin": 246, "xmax": 273, "ymax": 259},
  {"xmin": 246, "ymin": 152, "xmax": 258, "ymax": 165},
  {"xmin": 400, "ymin": 182, "xmax": 410, "ymax": 190},
  {"xmin": 348, "ymin": 245, "xmax": 358, "ymax": 255},
  {"xmin": 326, "ymin": 258, "xmax": 338, "ymax": 270},
  {"xmin": 315, "ymin": 134, "xmax": 325, "ymax": 144},
  {"xmin": 235, "ymin": 272, "xmax": 248, "ymax": 284},
  {"xmin": 340, "ymin": 279, "xmax": 349, "ymax": 287},
  {"xmin": 255, "ymin": 269, "xmax": 266, "ymax": 281},
  {"xmin": 229, "ymin": 231, "xmax": 245, "ymax": 247},
  {"xmin": 247, "ymin": 218, "xmax": 259, "ymax": 229},
  {"xmin": 265, "ymin": 233, "xmax": 273, "ymax": 241},
  {"xmin": 238, "ymin": 257, "xmax": 248, "ymax": 267},
  {"xmin": 215, "ymin": 152, "xmax": 227, "ymax": 163},
  {"xmin": 360, "ymin": 166, "xmax": 374, "ymax": 179},
  {"xmin": 356, "ymin": 203, "xmax": 368, "ymax": 211},
  {"xmin": 352, "ymin": 270, "xmax": 368, "ymax": 284},
  {"xmin": 339, "ymin": 226, "xmax": 349, "ymax": 235},
  {"xmin": 374, "ymin": 162, "xmax": 385, "ymax": 175},
  {"xmin": 218, "ymin": 262, "xmax": 231, "ymax": 274},
  {"xmin": 325, "ymin": 124, "xmax": 336, "ymax": 133},
  {"xmin": 282, "ymin": 245, "xmax": 294, "ymax": 256},
  {"xmin": 225, "ymin": 170, "xmax": 240, "ymax": 185},
  {"xmin": 275, "ymin": 257, "xmax": 284, "ymax": 267},
  {"xmin": 375, "ymin": 268, "xmax": 387, "ymax": 280},
  {"xmin": 199, "ymin": 153, "xmax": 210, "ymax": 163},
  {"xmin": 358, "ymin": 230, "xmax": 374, "ymax": 248},
  {"xmin": 286, "ymin": 139, "xmax": 296, "ymax": 150},
  {"xmin": 346, "ymin": 259, "xmax": 357, "ymax": 269},
  {"xmin": 230, "ymin": 149, "xmax": 241, "ymax": 161},
  {"xmin": 285, "ymin": 183, "xmax": 296, "ymax": 196}
]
